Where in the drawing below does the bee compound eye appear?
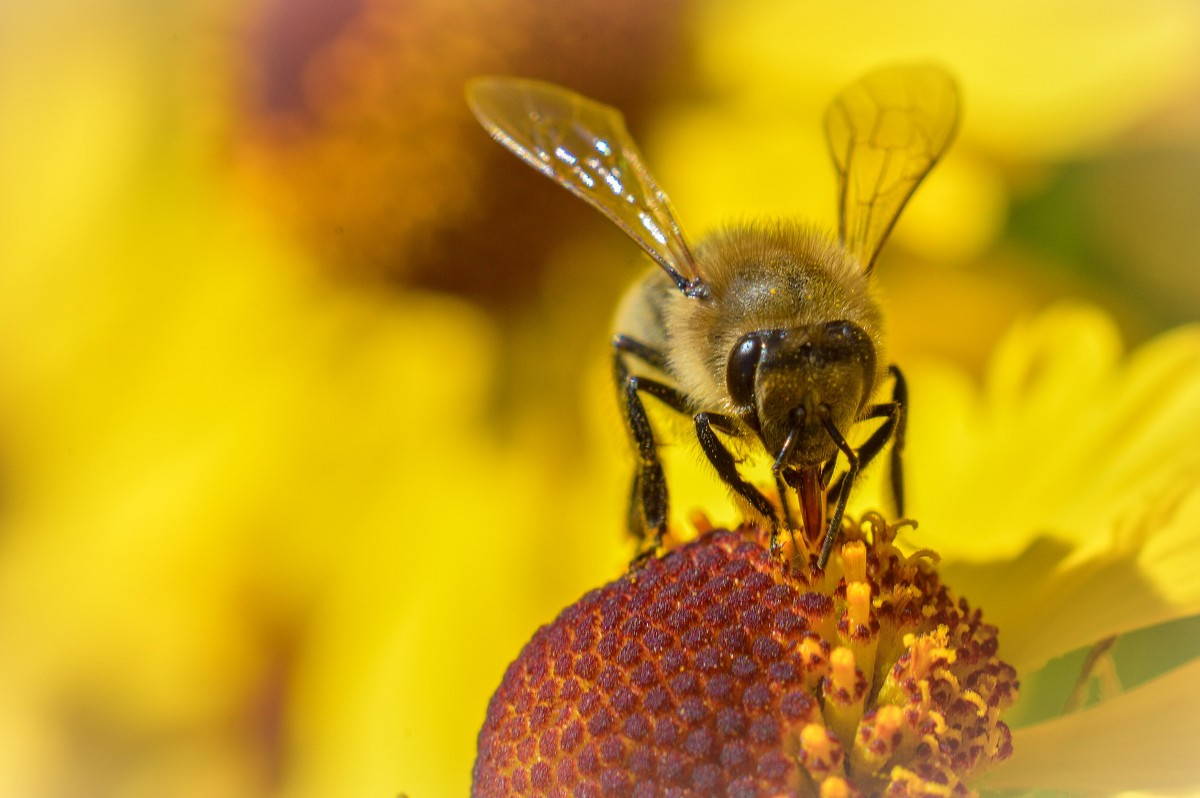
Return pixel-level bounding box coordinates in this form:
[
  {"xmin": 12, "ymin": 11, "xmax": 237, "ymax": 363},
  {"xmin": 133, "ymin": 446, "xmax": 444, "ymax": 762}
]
[
  {"xmin": 823, "ymin": 320, "xmax": 858, "ymax": 340},
  {"xmin": 725, "ymin": 334, "xmax": 763, "ymax": 409},
  {"xmin": 820, "ymin": 320, "xmax": 877, "ymax": 384},
  {"xmin": 822, "ymin": 320, "xmax": 869, "ymax": 355}
]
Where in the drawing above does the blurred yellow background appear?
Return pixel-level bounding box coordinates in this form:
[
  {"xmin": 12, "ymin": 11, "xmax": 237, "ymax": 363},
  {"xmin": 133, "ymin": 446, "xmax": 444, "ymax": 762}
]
[{"xmin": 1, "ymin": 0, "xmax": 1198, "ymax": 796}]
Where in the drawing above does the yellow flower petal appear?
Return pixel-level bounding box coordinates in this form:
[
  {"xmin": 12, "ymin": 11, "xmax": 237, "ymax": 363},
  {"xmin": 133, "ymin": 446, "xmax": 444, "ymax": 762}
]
[
  {"xmin": 690, "ymin": 0, "xmax": 1200, "ymax": 159},
  {"xmin": 941, "ymin": 481, "xmax": 1200, "ymax": 674},
  {"xmin": 981, "ymin": 657, "xmax": 1200, "ymax": 793},
  {"xmin": 898, "ymin": 306, "xmax": 1200, "ymax": 671},
  {"xmin": 907, "ymin": 304, "xmax": 1200, "ymax": 563}
]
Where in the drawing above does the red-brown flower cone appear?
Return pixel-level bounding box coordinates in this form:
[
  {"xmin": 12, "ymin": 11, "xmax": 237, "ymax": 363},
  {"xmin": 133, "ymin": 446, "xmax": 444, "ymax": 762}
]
[{"xmin": 474, "ymin": 516, "xmax": 1017, "ymax": 797}]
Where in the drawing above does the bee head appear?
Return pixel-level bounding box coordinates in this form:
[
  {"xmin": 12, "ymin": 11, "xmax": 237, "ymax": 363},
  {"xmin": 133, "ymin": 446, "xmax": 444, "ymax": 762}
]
[{"xmin": 725, "ymin": 321, "xmax": 877, "ymax": 465}]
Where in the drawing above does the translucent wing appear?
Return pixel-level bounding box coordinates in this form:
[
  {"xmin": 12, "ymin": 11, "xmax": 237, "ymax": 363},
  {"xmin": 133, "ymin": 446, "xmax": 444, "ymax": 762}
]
[
  {"xmin": 825, "ymin": 64, "xmax": 960, "ymax": 274},
  {"xmin": 467, "ymin": 77, "xmax": 706, "ymax": 296}
]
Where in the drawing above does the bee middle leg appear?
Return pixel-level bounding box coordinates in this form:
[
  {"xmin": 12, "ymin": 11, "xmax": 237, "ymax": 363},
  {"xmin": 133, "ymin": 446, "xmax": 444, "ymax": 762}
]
[
  {"xmin": 693, "ymin": 412, "xmax": 782, "ymax": 552},
  {"xmin": 613, "ymin": 336, "xmax": 689, "ymax": 558}
]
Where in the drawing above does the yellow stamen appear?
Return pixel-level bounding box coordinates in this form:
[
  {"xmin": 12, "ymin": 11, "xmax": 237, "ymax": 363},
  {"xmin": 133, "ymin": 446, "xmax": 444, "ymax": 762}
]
[
  {"xmin": 799, "ymin": 723, "xmax": 844, "ymax": 779},
  {"xmin": 841, "ymin": 539, "xmax": 867, "ymax": 583}
]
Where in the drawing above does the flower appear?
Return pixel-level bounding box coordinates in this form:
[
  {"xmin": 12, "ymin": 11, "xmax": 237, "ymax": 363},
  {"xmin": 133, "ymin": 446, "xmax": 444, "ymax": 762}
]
[
  {"xmin": 907, "ymin": 305, "xmax": 1200, "ymax": 793},
  {"xmin": 474, "ymin": 519, "xmax": 1017, "ymax": 797},
  {"xmin": 474, "ymin": 304, "xmax": 1200, "ymax": 796},
  {"xmin": 5, "ymin": 0, "xmax": 1198, "ymax": 795}
]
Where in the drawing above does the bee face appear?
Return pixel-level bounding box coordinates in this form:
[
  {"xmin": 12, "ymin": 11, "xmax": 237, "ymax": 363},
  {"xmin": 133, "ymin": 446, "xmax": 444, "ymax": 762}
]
[
  {"xmin": 726, "ymin": 320, "xmax": 877, "ymax": 466},
  {"xmin": 662, "ymin": 221, "xmax": 882, "ymax": 419}
]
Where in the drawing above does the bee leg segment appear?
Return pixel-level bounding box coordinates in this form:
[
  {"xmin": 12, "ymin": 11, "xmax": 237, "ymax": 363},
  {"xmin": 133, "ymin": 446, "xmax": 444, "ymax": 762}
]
[
  {"xmin": 886, "ymin": 364, "xmax": 908, "ymax": 517},
  {"xmin": 626, "ymin": 464, "xmax": 668, "ymax": 568},
  {"xmin": 826, "ymin": 364, "xmax": 908, "ymax": 522},
  {"xmin": 771, "ymin": 426, "xmax": 803, "ymax": 552},
  {"xmin": 613, "ymin": 338, "xmax": 692, "ymax": 559},
  {"xmin": 694, "ymin": 412, "xmax": 781, "ymax": 551},
  {"xmin": 613, "ymin": 333, "xmax": 669, "ymax": 371},
  {"xmin": 818, "ymin": 412, "xmax": 859, "ymax": 569},
  {"xmin": 620, "ymin": 376, "xmax": 687, "ymax": 553}
]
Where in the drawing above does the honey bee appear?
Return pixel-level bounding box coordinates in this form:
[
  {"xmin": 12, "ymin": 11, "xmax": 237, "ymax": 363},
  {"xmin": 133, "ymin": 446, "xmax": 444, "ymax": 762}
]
[{"xmin": 467, "ymin": 65, "xmax": 960, "ymax": 567}]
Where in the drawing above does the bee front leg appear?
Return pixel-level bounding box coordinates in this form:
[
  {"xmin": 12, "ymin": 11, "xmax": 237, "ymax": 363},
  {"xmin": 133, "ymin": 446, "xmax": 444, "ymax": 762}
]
[
  {"xmin": 818, "ymin": 415, "xmax": 859, "ymax": 569},
  {"xmin": 693, "ymin": 412, "xmax": 781, "ymax": 552},
  {"xmin": 828, "ymin": 364, "xmax": 907, "ymax": 517},
  {"xmin": 817, "ymin": 365, "xmax": 907, "ymax": 568}
]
